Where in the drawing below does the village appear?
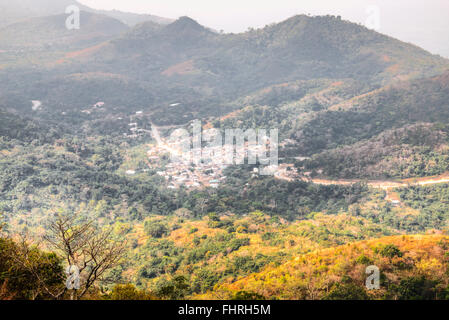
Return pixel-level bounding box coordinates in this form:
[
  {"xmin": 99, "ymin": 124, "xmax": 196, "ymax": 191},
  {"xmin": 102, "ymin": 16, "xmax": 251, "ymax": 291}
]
[
  {"xmin": 118, "ymin": 108, "xmax": 300, "ymax": 189},
  {"xmin": 145, "ymin": 123, "xmax": 294, "ymax": 190},
  {"xmin": 146, "ymin": 129, "xmax": 231, "ymax": 190}
]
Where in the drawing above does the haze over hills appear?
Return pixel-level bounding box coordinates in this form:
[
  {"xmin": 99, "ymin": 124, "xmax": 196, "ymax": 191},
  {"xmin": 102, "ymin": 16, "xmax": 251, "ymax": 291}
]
[
  {"xmin": 76, "ymin": 0, "xmax": 449, "ymax": 59},
  {"xmin": 293, "ymin": 71, "xmax": 449, "ymax": 154},
  {"xmin": 0, "ymin": 11, "xmax": 128, "ymax": 50},
  {"xmin": 0, "ymin": 0, "xmax": 79, "ymax": 27},
  {"xmin": 1, "ymin": 14, "xmax": 448, "ymax": 125},
  {"xmin": 0, "ymin": 0, "xmax": 173, "ymax": 28},
  {"xmin": 69, "ymin": 14, "xmax": 449, "ymax": 85}
]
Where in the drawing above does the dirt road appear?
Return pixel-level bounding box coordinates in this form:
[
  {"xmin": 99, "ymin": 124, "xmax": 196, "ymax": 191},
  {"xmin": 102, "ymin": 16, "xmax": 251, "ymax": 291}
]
[{"xmin": 308, "ymin": 173, "xmax": 449, "ymax": 190}]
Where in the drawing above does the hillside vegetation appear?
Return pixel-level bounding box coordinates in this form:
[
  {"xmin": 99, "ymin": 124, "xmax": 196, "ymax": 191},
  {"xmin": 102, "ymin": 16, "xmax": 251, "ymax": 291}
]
[
  {"xmin": 206, "ymin": 235, "xmax": 449, "ymax": 300},
  {"xmin": 1, "ymin": 15, "xmax": 448, "ymax": 125}
]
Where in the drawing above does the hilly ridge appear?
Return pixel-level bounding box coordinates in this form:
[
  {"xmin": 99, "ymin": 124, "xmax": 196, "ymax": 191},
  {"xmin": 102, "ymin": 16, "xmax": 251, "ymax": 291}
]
[
  {"xmin": 0, "ymin": 0, "xmax": 172, "ymax": 28},
  {"xmin": 0, "ymin": 11, "xmax": 128, "ymax": 50},
  {"xmin": 80, "ymin": 14, "xmax": 449, "ymax": 86},
  {"xmin": 1, "ymin": 14, "xmax": 448, "ymax": 127},
  {"xmin": 293, "ymin": 71, "xmax": 449, "ymax": 155}
]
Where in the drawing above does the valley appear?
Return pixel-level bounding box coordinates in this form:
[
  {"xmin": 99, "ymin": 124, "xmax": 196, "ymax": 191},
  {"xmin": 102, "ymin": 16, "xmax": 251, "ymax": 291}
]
[{"xmin": 1, "ymin": 1, "xmax": 449, "ymax": 301}]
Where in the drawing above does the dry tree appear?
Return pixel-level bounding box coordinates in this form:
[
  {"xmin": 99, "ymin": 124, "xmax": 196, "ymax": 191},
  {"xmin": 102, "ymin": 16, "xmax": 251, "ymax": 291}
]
[{"xmin": 43, "ymin": 215, "xmax": 127, "ymax": 300}]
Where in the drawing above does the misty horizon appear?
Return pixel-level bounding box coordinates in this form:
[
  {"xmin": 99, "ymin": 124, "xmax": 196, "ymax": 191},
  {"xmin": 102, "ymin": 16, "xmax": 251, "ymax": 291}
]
[{"xmin": 77, "ymin": 0, "xmax": 449, "ymax": 58}]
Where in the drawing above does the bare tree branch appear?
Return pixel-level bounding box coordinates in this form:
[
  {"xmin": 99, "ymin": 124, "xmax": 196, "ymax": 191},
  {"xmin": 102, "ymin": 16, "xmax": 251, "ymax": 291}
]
[{"xmin": 44, "ymin": 215, "xmax": 126, "ymax": 300}]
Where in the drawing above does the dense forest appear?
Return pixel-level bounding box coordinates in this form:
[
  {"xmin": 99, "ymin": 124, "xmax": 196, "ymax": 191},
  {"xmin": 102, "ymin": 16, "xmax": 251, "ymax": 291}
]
[{"xmin": 301, "ymin": 123, "xmax": 449, "ymax": 179}]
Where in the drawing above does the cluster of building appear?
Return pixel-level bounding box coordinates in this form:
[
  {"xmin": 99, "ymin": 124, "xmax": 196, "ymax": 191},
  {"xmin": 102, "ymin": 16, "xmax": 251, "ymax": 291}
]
[
  {"xmin": 125, "ymin": 111, "xmax": 151, "ymax": 139},
  {"xmin": 271, "ymin": 163, "xmax": 299, "ymax": 181},
  {"xmin": 126, "ymin": 122, "xmax": 301, "ymax": 189},
  {"xmin": 81, "ymin": 101, "xmax": 105, "ymax": 114},
  {"xmin": 147, "ymin": 142, "xmax": 229, "ymax": 189},
  {"xmin": 146, "ymin": 146, "xmax": 299, "ymax": 189}
]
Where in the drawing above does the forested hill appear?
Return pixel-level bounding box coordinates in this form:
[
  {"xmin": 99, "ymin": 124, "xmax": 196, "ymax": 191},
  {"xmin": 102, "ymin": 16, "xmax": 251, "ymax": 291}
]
[
  {"xmin": 293, "ymin": 71, "xmax": 449, "ymax": 155},
  {"xmin": 0, "ymin": 11, "xmax": 128, "ymax": 50},
  {"xmin": 74, "ymin": 14, "xmax": 449, "ymax": 85},
  {"xmin": 1, "ymin": 14, "xmax": 448, "ymax": 125}
]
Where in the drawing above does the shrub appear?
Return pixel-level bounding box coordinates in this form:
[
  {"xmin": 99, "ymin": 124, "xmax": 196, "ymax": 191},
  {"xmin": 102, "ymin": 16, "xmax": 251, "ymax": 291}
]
[
  {"xmin": 109, "ymin": 284, "xmax": 154, "ymax": 300},
  {"xmin": 144, "ymin": 221, "xmax": 169, "ymax": 238},
  {"xmin": 324, "ymin": 282, "xmax": 369, "ymax": 300},
  {"xmin": 378, "ymin": 244, "xmax": 403, "ymax": 258},
  {"xmin": 356, "ymin": 255, "xmax": 373, "ymax": 265},
  {"xmin": 392, "ymin": 276, "xmax": 438, "ymax": 300},
  {"xmin": 232, "ymin": 290, "xmax": 265, "ymax": 300},
  {"xmin": 189, "ymin": 227, "xmax": 199, "ymax": 234}
]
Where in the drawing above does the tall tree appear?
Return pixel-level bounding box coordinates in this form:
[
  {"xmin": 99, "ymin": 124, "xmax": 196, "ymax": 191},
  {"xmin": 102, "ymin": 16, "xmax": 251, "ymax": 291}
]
[{"xmin": 44, "ymin": 215, "xmax": 126, "ymax": 300}]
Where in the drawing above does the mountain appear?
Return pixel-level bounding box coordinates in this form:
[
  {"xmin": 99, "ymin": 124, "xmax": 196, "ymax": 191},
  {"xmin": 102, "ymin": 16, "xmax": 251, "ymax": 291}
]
[
  {"xmin": 3, "ymin": 14, "xmax": 442, "ymax": 126},
  {"xmin": 214, "ymin": 70, "xmax": 449, "ymax": 179},
  {"xmin": 111, "ymin": 16, "xmax": 216, "ymax": 59},
  {"xmin": 0, "ymin": 14, "xmax": 448, "ymax": 127},
  {"xmin": 0, "ymin": 11, "xmax": 128, "ymax": 50},
  {"xmin": 80, "ymin": 15, "xmax": 448, "ymax": 86},
  {"xmin": 90, "ymin": 9, "xmax": 174, "ymax": 27},
  {"xmin": 0, "ymin": 0, "xmax": 172, "ymax": 28},
  {"xmin": 0, "ymin": 0, "xmax": 78, "ymax": 27}
]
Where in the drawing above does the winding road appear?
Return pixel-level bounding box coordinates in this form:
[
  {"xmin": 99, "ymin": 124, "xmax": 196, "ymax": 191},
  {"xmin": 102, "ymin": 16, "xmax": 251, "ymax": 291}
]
[{"xmin": 308, "ymin": 174, "xmax": 449, "ymax": 190}]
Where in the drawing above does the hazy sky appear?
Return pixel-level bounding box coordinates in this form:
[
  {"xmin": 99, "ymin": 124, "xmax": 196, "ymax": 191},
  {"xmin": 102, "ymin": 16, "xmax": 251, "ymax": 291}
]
[{"xmin": 79, "ymin": 0, "xmax": 449, "ymax": 57}]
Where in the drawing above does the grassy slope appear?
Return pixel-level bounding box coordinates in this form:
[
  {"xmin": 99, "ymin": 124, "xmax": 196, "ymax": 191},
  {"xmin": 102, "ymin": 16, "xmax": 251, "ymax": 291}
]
[
  {"xmin": 203, "ymin": 234, "xmax": 449, "ymax": 300},
  {"xmin": 115, "ymin": 212, "xmax": 399, "ymax": 295}
]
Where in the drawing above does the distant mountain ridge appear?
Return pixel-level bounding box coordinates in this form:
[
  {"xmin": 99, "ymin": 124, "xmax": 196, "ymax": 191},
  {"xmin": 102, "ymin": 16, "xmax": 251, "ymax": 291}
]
[
  {"xmin": 0, "ymin": 0, "xmax": 173, "ymax": 28},
  {"xmin": 0, "ymin": 11, "xmax": 128, "ymax": 50},
  {"xmin": 31, "ymin": 14, "xmax": 446, "ymax": 122},
  {"xmin": 94, "ymin": 15, "xmax": 449, "ymax": 84},
  {"xmin": 0, "ymin": 14, "xmax": 448, "ymax": 127}
]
